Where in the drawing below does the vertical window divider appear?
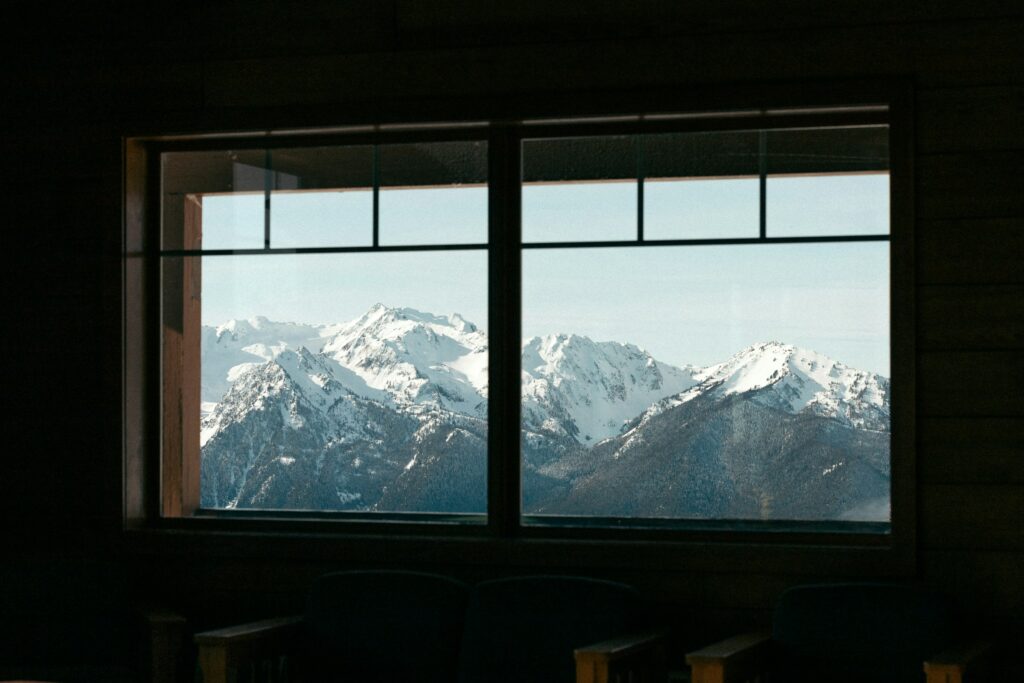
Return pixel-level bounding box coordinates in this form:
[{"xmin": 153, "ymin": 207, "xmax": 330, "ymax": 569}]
[
  {"xmin": 264, "ymin": 149, "xmax": 272, "ymax": 249},
  {"xmin": 637, "ymin": 135, "xmax": 645, "ymax": 242},
  {"xmin": 372, "ymin": 145, "xmax": 380, "ymax": 248},
  {"xmin": 758, "ymin": 130, "xmax": 767, "ymax": 240},
  {"xmin": 488, "ymin": 126, "xmax": 522, "ymax": 537}
]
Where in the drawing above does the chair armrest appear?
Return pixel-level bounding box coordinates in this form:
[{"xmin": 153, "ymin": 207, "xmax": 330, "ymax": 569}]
[
  {"xmin": 686, "ymin": 631, "xmax": 771, "ymax": 683},
  {"xmin": 575, "ymin": 630, "xmax": 667, "ymax": 683},
  {"xmin": 924, "ymin": 640, "xmax": 994, "ymax": 683},
  {"xmin": 195, "ymin": 616, "xmax": 303, "ymax": 683},
  {"xmin": 142, "ymin": 607, "xmax": 187, "ymax": 683}
]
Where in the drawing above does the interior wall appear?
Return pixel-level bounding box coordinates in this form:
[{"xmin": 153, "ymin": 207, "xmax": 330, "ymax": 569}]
[{"xmin": 5, "ymin": 0, "xmax": 1022, "ymax": 669}]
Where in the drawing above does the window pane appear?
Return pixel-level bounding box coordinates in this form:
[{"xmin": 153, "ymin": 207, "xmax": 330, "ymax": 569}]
[
  {"xmin": 200, "ymin": 194, "xmax": 265, "ymax": 250},
  {"xmin": 522, "ymin": 136, "xmax": 637, "ymax": 242},
  {"xmin": 766, "ymin": 126, "xmax": 889, "ymax": 237},
  {"xmin": 191, "ymin": 250, "xmax": 488, "ymax": 514},
  {"xmin": 643, "ymin": 131, "xmax": 760, "ymax": 240},
  {"xmin": 645, "ymin": 178, "xmax": 759, "ymax": 240},
  {"xmin": 521, "ymin": 243, "xmax": 890, "ymax": 523},
  {"xmin": 767, "ymin": 174, "xmax": 889, "ymax": 237},
  {"xmin": 379, "ymin": 141, "xmax": 487, "ymax": 245},
  {"xmin": 162, "ymin": 150, "xmax": 267, "ymax": 250},
  {"xmin": 268, "ymin": 146, "xmax": 374, "ymax": 248}
]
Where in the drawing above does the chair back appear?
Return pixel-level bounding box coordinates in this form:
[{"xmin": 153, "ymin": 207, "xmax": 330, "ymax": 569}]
[
  {"xmin": 457, "ymin": 575, "xmax": 648, "ymax": 683},
  {"xmin": 772, "ymin": 582, "xmax": 959, "ymax": 682},
  {"xmin": 297, "ymin": 570, "xmax": 470, "ymax": 683}
]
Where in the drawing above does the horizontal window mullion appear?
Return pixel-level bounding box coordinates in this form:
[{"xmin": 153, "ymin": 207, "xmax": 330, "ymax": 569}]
[
  {"xmin": 521, "ymin": 234, "xmax": 890, "ymax": 250},
  {"xmin": 158, "ymin": 243, "xmax": 489, "ymax": 257}
]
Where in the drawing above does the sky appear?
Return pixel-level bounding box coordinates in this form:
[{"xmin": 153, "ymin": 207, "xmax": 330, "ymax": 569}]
[{"xmin": 198, "ymin": 175, "xmax": 890, "ymax": 375}]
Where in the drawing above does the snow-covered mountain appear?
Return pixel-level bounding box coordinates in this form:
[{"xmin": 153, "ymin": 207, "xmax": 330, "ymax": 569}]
[
  {"xmin": 199, "ymin": 305, "xmax": 490, "ymax": 510},
  {"xmin": 199, "ymin": 305, "xmax": 891, "ymax": 519},
  {"xmin": 320, "ymin": 304, "xmax": 488, "ymax": 415},
  {"xmin": 521, "ymin": 334, "xmax": 698, "ymax": 443},
  {"xmin": 200, "ymin": 346, "xmax": 387, "ymax": 449},
  {"xmin": 201, "ymin": 317, "xmax": 325, "ymax": 407},
  {"xmin": 201, "ymin": 304, "xmax": 487, "ymax": 415},
  {"xmin": 633, "ymin": 341, "xmax": 890, "ymax": 436}
]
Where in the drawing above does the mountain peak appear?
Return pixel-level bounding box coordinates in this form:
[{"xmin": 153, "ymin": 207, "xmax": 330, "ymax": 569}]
[
  {"xmin": 214, "ymin": 315, "xmax": 312, "ymax": 339},
  {"xmin": 688, "ymin": 340, "xmax": 889, "ymax": 431},
  {"xmin": 352, "ymin": 303, "xmax": 481, "ymax": 335},
  {"xmin": 697, "ymin": 341, "xmax": 811, "ymax": 390},
  {"xmin": 522, "ymin": 332, "xmax": 699, "ymax": 443},
  {"xmin": 317, "ymin": 304, "xmax": 488, "ymax": 411}
]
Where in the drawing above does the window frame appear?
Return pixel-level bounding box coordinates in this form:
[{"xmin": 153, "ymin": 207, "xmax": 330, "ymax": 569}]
[{"xmin": 123, "ymin": 87, "xmax": 915, "ymax": 573}]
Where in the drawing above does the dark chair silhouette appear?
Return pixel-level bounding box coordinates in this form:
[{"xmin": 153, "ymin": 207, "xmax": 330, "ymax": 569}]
[
  {"xmin": 195, "ymin": 572, "xmax": 665, "ymax": 683},
  {"xmin": 686, "ymin": 582, "xmax": 992, "ymax": 683},
  {"xmin": 197, "ymin": 570, "xmax": 471, "ymax": 683},
  {"xmin": 0, "ymin": 560, "xmax": 185, "ymax": 683},
  {"xmin": 457, "ymin": 575, "xmax": 665, "ymax": 683}
]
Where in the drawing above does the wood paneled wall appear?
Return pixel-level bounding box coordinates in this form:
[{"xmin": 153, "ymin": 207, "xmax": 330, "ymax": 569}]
[{"xmin": 4, "ymin": 0, "xmax": 1022, "ymax": 673}]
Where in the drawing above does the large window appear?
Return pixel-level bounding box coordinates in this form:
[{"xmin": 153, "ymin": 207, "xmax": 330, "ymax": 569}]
[
  {"xmin": 158, "ymin": 140, "xmax": 489, "ymax": 518},
  {"xmin": 131, "ymin": 104, "xmax": 906, "ymax": 540},
  {"xmin": 519, "ymin": 127, "xmax": 892, "ymax": 526}
]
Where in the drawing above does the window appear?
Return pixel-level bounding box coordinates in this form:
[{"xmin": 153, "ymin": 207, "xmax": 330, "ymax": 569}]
[
  {"xmin": 126, "ymin": 100, "xmax": 910, "ymax": 548},
  {"xmin": 157, "ymin": 139, "xmax": 489, "ymax": 519},
  {"xmin": 519, "ymin": 126, "xmax": 892, "ymax": 527}
]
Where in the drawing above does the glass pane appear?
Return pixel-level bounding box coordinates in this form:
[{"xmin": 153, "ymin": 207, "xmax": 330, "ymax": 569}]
[
  {"xmin": 767, "ymin": 174, "xmax": 889, "ymax": 237},
  {"xmin": 193, "ymin": 250, "xmax": 488, "ymax": 514},
  {"xmin": 268, "ymin": 146, "xmax": 374, "ymax": 248},
  {"xmin": 643, "ymin": 131, "xmax": 760, "ymax": 240},
  {"xmin": 162, "ymin": 150, "xmax": 267, "ymax": 250},
  {"xmin": 522, "ymin": 136, "xmax": 637, "ymax": 242},
  {"xmin": 200, "ymin": 194, "xmax": 265, "ymax": 250},
  {"xmin": 766, "ymin": 126, "xmax": 889, "ymax": 237},
  {"xmin": 645, "ymin": 178, "xmax": 759, "ymax": 240},
  {"xmin": 521, "ymin": 243, "xmax": 890, "ymax": 523},
  {"xmin": 379, "ymin": 141, "xmax": 488, "ymax": 245}
]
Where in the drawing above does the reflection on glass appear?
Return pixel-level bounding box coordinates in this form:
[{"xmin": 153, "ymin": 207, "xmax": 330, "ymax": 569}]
[
  {"xmin": 767, "ymin": 173, "xmax": 889, "ymax": 237},
  {"xmin": 643, "ymin": 131, "xmax": 760, "ymax": 240},
  {"xmin": 522, "ymin": 136, "xmax": 638, "ymax": 243},
  {"xmin": 379, "ymin": 141, "xmax": 488, "ymax": 245},
  {"xmin": 195, "ymin": 250, "xmax": 488, "ymax": 514},
  {"xmin": 521, "ymin": 243, "xmax": 890, "ymax": 524},
  {"xmin": 644, "ymin": 177, "xmax": 759, "ymax": 240},
  {"xmin": 267, "ymin": 146, "xmax": 374, "ymax": 248},
  {"xmin": 161, "ymin": 150, "xmax": 267, "ymax": 250},
  {"xmin": 765, "ymin": 126, "xmax": 889, "ymax": 237}
]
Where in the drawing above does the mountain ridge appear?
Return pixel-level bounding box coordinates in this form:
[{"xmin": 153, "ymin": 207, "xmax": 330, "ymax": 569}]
[{"xmin": 199, "ymin": 305, "xmax": 891, "ymax": 519}]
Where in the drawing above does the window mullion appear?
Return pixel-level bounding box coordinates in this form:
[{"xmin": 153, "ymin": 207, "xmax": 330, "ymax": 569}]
[
  {"xmin": 372, "ymin": 145, "xmax": 380, "ymax": 248},
  {"xmin": 264, "ymin": 149, "xmax": 272, "ymax": 249},
  {"xmin": 487, "ymin": 125, "xmax": 522, "ymax": 537},
  {"xmin": 759, "ymin": 130, "xmax": 767, "ymax": 239},
  {"xmin": 637, "ymin": 134, "xmax": 645, "ymax": 242}
]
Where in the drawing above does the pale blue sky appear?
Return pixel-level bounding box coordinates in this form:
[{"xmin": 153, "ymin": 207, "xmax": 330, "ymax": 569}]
[{"xmin": 200, "ymin": 176, "xmax": 890, "ymax": 374}]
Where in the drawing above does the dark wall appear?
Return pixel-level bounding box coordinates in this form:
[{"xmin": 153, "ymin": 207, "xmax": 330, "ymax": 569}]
[{"xmin": 6, "ymin": 0, "xmax": 1022, "ymax": 668}]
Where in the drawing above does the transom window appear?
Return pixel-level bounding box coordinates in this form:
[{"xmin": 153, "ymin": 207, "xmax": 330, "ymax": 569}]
[{"xmin": 139, "ymin": 105, "xmax": 901, "ymax": 538}]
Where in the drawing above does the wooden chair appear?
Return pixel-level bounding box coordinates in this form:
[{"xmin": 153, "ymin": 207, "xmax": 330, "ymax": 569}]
[
  {"xmin": 686, "ymin": 582, "xmax": 993, "ymax": 683},
  {"xmin": 198, "ymin": 570, "xmax": 471, "ymax": 683},
  {"xmin": 195, "ymin": 572, "xmax": 666, "ymax": 683}
]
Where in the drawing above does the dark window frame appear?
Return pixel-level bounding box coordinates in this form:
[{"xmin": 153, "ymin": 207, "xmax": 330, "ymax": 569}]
[{"xmin": 123, "ymin": 89, "xmax": 915, "ymax": 573}]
